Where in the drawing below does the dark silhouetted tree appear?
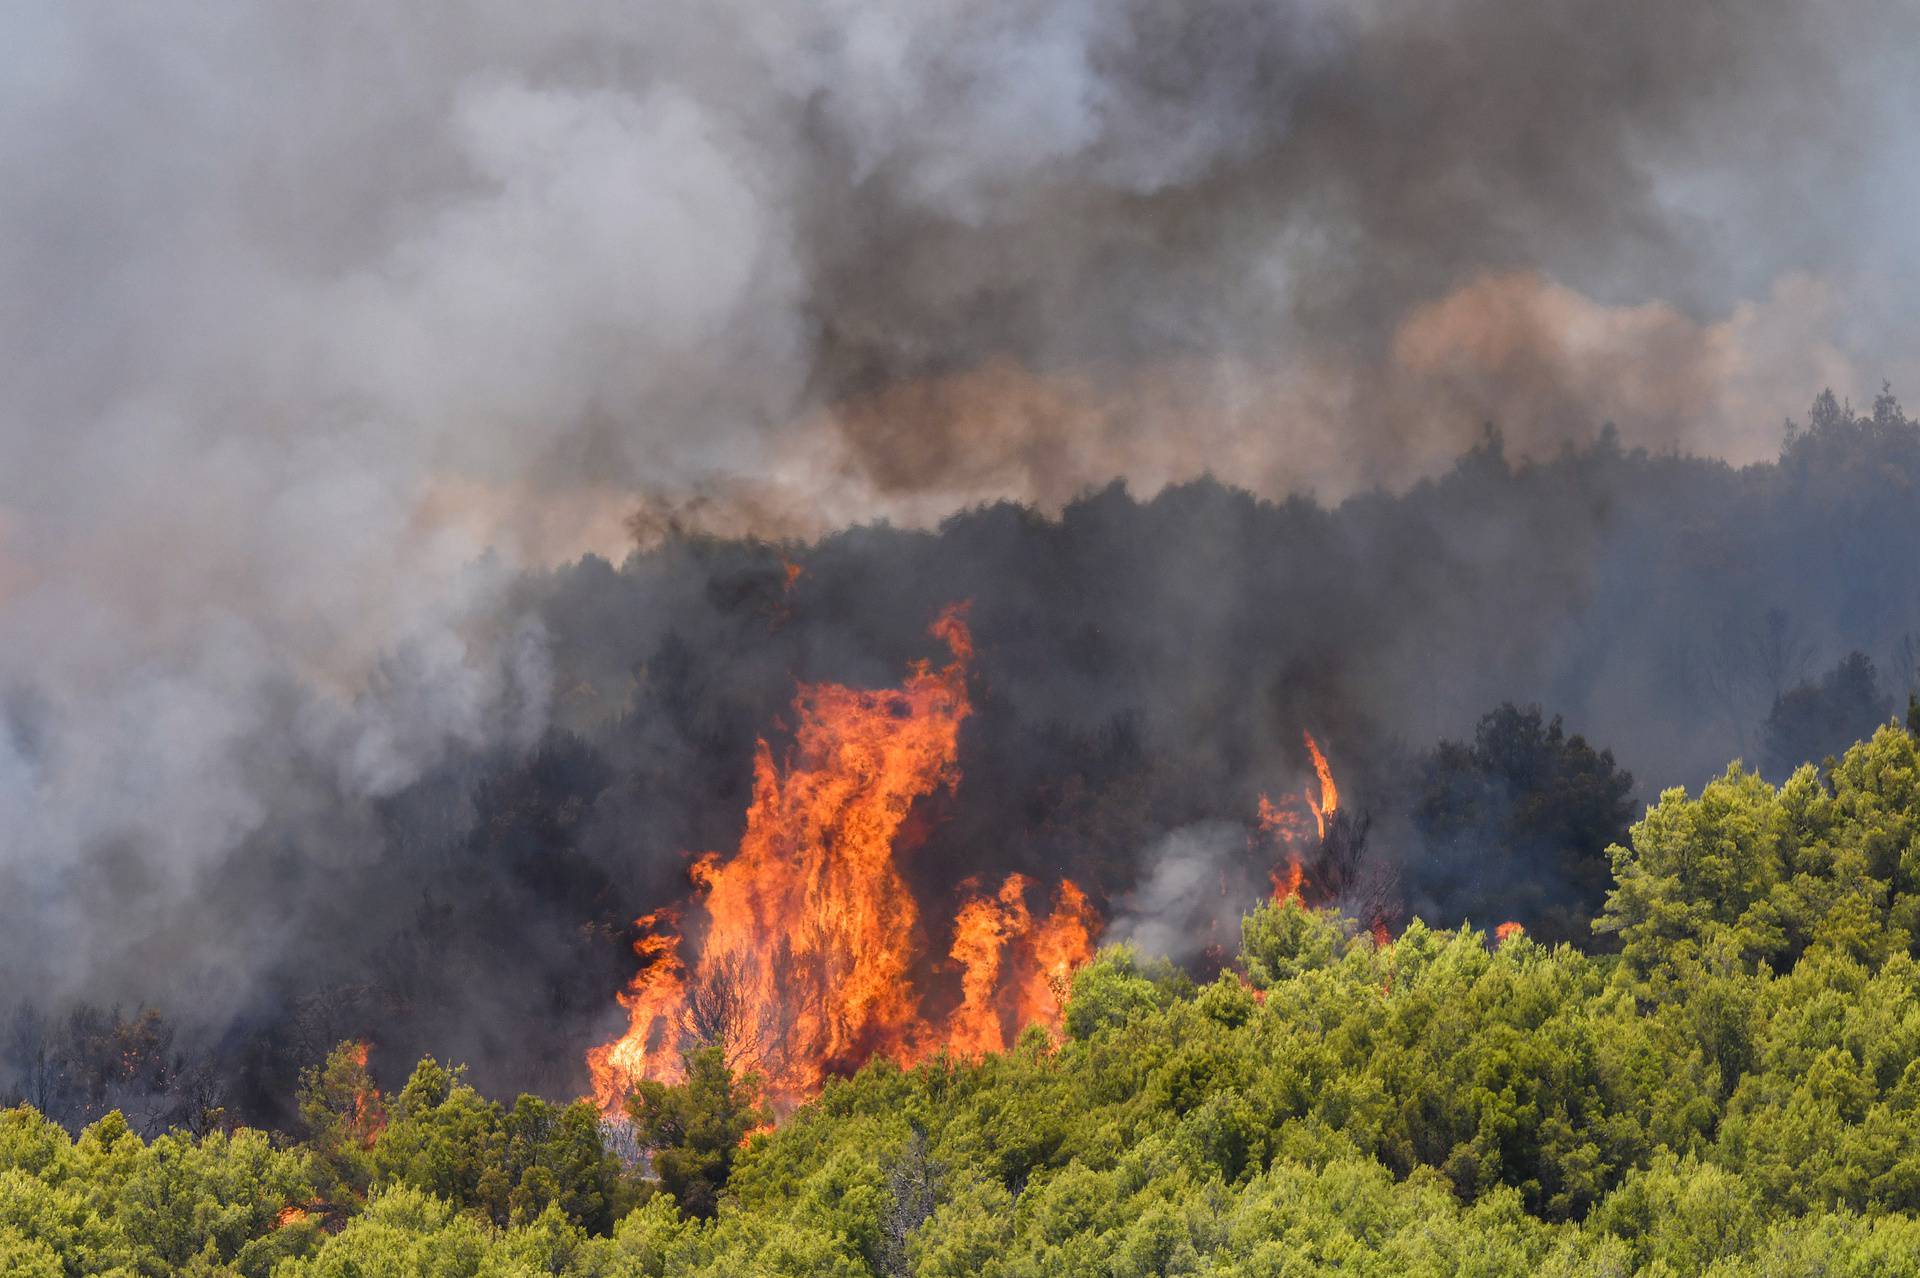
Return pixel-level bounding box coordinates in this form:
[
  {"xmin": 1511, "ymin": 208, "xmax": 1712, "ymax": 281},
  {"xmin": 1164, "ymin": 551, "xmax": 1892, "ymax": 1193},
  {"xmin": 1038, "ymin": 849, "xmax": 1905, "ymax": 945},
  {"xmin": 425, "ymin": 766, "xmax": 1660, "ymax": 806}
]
[
  {"xmin": 1411, "ymin": 704, "xmax": 1636, "ymax": 943},
  {"xmin": 1761, "ymin": 651, "xmax": 1893, "ymax": 779}
]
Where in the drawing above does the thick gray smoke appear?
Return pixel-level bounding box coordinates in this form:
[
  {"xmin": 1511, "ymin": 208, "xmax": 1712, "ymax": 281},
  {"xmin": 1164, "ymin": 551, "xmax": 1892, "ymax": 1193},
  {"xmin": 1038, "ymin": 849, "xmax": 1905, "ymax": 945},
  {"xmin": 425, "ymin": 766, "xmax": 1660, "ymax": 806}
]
[
  {"xmin": 3, "ymin": 2, "xmax": 1919, "ymax": 1025},
  {"xmin": 1106, "ymin": 823, "xmax": 1271, "ymax": 965}
]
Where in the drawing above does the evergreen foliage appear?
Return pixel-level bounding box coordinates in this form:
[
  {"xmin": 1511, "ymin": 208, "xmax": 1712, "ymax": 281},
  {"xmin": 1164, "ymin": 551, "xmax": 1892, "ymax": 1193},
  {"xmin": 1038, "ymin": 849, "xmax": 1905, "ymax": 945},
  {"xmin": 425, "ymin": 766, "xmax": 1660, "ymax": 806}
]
[{"xmin": 11, "ymin": 727, "xmax": 1920, "ymax": 1273}]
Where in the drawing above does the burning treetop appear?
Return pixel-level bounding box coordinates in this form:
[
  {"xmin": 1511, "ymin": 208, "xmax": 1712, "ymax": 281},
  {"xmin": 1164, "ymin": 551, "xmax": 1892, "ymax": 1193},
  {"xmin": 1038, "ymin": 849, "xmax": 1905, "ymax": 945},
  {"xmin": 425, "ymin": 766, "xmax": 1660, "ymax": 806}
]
[
  {"xmin": 589, "ymin": 604, "xmax": 1096, "ymax": 1112},
  {"xmin": 589, "ymin": 605, "xmax": 1374, "ymax": 1115}
]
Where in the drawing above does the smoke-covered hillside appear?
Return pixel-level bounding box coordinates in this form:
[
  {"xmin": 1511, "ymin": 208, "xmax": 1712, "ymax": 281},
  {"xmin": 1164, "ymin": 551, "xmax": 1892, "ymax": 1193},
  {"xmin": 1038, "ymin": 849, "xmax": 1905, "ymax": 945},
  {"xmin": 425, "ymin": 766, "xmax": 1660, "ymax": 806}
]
[{"xmin": 8, "ymin": 389, "xmax": 1920, "ymax": 1127}]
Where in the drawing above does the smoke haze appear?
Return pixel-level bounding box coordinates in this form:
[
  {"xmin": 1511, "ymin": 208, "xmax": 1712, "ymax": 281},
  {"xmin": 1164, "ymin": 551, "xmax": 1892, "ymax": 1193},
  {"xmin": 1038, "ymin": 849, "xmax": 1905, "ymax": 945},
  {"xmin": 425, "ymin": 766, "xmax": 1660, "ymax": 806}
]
[{"xmin": 5, "ymin": 1, "xmax": 1920, "ymax": 1108}]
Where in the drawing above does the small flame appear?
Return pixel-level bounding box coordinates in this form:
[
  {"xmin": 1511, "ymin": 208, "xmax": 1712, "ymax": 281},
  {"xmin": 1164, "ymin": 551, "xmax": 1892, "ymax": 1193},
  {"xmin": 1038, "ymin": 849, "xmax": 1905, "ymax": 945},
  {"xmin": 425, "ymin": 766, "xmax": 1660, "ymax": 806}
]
[
  {"xmin": 344, "ymin": 1040, "xmax": 385, "ymax": 1148},
  {"xmin": 1267, "ymin": 857, "xmax": 1305, "ymax": 903},
  {"xmin": 1013, "ymin": 878, "xmax": 1099, "ymax": 1040},
  {"xmin": 1494, "ymin": 921, "xmax": 1525, "ymax": 944},
  {"xmin": 948, "ymin": 877, "xmax": 1031, "ymax": 1058},
  {"xmin": 1258, "ymin": 731, "xmax": 1339, "ymax": 904},
  {"xmin": 276, "ymin": 1206, "xmax": 314, "ymax": 1229},
  {"xmin": 585, "ymin": 913, "xmax": 690, "ymax": 1103}
]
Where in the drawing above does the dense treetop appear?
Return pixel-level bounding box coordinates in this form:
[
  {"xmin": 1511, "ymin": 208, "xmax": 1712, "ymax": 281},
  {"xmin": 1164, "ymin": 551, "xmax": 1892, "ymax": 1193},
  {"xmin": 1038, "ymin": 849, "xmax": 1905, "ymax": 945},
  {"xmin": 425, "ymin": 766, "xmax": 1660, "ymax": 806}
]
[{"xmin": 9, "ymin": 724, "xmax": 1920, "ymax": 1274}]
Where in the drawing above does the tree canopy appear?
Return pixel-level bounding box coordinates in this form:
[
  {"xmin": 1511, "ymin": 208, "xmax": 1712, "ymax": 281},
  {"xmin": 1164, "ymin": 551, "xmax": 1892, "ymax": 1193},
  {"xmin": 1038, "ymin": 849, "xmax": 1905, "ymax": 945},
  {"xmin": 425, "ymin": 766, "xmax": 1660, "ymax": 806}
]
[
  {"xmin": 12, "ymin": 727, "xmax": 1920, "ymax": 1273},
  {"xmin": 1411, "ymin": 702, "xmax": 1637, "ymax": 943}
]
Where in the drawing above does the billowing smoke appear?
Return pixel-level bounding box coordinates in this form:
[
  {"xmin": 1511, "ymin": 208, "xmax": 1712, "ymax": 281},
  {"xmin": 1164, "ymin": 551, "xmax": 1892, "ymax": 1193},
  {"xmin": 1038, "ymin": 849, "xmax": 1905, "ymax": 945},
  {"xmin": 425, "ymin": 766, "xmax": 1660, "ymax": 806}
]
[
  {"xmin": 5, "ymin": 2, "xmax": 1920, "ymax": 1117},
  {"xmin": 1106, "ymin": 823, "xmax": 1266, "ymax": 965}
]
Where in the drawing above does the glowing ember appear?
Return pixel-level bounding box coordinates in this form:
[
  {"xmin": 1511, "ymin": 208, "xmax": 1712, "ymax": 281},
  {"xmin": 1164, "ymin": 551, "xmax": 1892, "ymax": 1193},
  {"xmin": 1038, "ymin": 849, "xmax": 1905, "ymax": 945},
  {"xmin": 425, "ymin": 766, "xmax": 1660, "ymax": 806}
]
[
  {"xmin": 589, "ymin": 605, "xmax": 1100, "ymax": 1114},
  {"xmin": 1257, "ymin": 794, "xmax": 1312, "ymax": 843}
]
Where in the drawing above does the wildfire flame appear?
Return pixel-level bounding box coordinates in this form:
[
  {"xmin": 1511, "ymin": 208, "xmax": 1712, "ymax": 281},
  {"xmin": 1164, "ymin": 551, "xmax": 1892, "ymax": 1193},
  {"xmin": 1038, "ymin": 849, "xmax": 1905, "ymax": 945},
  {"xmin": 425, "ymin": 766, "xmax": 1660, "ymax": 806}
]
[
  {"xmin": 1259, "ymin": 730, "xmax": 1339, "ymax": 903},
  {"xmin": 588, "ymin": 605, "xmax": 1099, "ymax": 1114},
  {"xmin": 949, "ymin": 875, "xmax": 1098, "ymax": 1058},
  {"xmin": 584, "ymin": 912, "xmax": 689, "ymax": 1107},
  {"xmin": 1494, "ymin": 921, "xmax": 1526, "ymax": 944},
  {"xmin": 1266, "ymin": 855, "xmax": 1305, "ymax": 904},
  {"xmin": 345, "ymin": 1040, "xmax": 385, "ymax": 1149},
  {"xmin": 1304, "ymin": 731, "xmax": 1338, "ymax": 838}
]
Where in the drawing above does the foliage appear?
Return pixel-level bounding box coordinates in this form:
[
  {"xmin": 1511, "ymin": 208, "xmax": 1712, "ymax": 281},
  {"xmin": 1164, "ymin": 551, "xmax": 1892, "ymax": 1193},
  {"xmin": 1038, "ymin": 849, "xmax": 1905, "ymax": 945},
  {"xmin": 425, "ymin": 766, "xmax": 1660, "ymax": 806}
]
[
  {"xmin": 1761, "ymin": 651, "xmax": 1895, "ymax": 780},
  {"xmin": 22, "ymin": 389, "xmax": 1920, "ymax": 1133},
  {"xmin": 297, "ymin": 1041, "xmax": 382, "ymax": 1203},
  {"xmin": 372, "ymin": 1057, "xmax": 634, "ymax": 1232},
  {"xmin": 13, "ymin": 728, "xmax": 1920, "ymax": 1271},
  {"xmin": 625, "ymin": 1046, "xmax": 768, "ymax": 1220},
  {"xmin": 1412, "ymin": 703, "xmax": 1637, "ymax": 943}
]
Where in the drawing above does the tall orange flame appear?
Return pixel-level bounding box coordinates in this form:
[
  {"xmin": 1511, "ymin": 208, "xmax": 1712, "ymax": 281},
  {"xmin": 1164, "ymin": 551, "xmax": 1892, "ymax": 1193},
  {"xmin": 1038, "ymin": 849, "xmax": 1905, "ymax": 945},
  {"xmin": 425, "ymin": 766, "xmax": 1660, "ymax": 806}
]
[
  {"xmin": 588, "ymin": 605, "xmax": 1099, "ymax": 1114},
  {"xmin": 1259, "ymin": 731, "xmax": 1339, "ymax": 903},
  {"xmin": 584, "ymin": 912, "xmax": 689, "ymax": 1097},
  {"xmin": 1303, "ymin": 730, "xmax": 1338, "ymax": 838},
  {"xmin": 949, "ymin": 875, "xmax": 1099, "ymax": 1058},
  {"xmin": 343, "ymin": 1040, "xmax": 385, "ymax": 1148},
  {"xmin": 1020, "ymin": 879, "xmax": 1100, "ymax": 1030},
  {"xmin": 948, "ymin": 876, "xmax": 1031, "ymax": 1059}
]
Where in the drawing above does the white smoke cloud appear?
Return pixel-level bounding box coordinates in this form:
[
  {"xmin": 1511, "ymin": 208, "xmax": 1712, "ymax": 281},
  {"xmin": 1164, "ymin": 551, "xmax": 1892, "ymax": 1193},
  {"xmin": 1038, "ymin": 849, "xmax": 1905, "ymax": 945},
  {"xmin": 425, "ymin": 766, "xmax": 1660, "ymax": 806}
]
[{"xmin": 1108, "ymin": 822, "xmax": 1268, "ymax": 963}]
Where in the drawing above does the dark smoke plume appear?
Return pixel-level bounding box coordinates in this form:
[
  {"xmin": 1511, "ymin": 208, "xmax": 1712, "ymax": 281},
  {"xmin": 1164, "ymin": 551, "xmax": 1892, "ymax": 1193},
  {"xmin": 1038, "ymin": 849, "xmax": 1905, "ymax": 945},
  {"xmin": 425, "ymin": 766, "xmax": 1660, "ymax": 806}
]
[{"xmin": 5, "ymin": 3, "xmax": 1920, "ymax": 1120}]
